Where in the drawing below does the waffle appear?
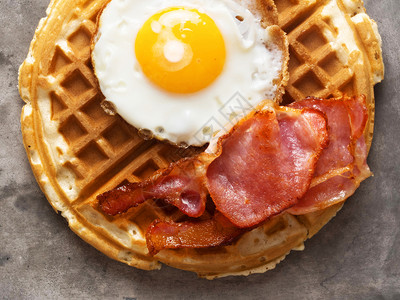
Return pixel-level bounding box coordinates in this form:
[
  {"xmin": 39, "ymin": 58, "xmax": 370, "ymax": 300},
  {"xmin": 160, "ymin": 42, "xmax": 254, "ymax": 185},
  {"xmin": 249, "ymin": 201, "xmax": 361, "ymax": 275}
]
[
  {"xmin": 274, "ymin": 0, "xmax": 384, "ymax": 237},
  {"xmin": 19, "ymin": 0, "xmax": 383, "ymax": 279}
]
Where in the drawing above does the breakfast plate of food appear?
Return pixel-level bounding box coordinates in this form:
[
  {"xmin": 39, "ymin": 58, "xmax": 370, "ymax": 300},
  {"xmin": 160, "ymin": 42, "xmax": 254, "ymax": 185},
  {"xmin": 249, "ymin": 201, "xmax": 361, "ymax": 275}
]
[{"xmin": 18, "ymin": 0, "xmax": 384, "ymax": 279}]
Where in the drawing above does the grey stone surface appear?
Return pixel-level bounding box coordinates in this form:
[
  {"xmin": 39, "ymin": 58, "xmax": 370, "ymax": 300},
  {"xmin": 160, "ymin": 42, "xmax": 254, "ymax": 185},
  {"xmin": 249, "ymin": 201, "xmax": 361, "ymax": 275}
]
[{"xmin": 1, "ymin": 0, "xmax": 399, "ymax": 299}]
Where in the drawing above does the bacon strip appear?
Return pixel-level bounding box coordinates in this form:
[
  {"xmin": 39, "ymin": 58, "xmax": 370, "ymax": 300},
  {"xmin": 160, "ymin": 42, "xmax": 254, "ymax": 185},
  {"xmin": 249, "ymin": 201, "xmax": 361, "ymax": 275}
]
[
  {"xmin": 97, "ymin": 158, "xmax": 208, "ymax": 218},
  {"xmin": 287, "ymin": 95, "xmax": 371, "ymax": 214},
  {"xmin": 146, "ymin": 212, "xmax": 244, "ymax": 255},
  {"xmin": 206, "ymin": 108, "xmax": 329, "ymax": 228},
  {"xmin": 98, "ymin": 97, "xmax": 370, "ymax": 253}
]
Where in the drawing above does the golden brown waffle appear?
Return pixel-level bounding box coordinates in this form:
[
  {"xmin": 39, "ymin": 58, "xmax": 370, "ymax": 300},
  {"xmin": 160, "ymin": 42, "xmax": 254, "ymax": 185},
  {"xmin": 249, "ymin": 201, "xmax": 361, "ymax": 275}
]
[
  {"xmin": 19, "ymin": 0, "xmax": 383, "ymax": 278},
  {"xmin": 274, "ymin": 0, "xmax": 384, "ymax": 237}
]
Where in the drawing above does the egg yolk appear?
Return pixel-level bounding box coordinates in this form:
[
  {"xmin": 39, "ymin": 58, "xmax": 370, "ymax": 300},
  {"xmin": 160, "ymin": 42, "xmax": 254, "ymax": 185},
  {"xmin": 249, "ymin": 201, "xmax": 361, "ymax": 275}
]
[{"xmin": 135, "ymin": 7, "xmax": 226, "ymax": 94}]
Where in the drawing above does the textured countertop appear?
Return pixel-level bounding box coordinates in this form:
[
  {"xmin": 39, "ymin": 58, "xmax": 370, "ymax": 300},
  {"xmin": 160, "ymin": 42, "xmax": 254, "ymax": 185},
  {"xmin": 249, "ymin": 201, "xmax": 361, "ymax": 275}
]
[{"xmin": 1, "ymin": 0, "xmax": 399, "ymax": 299}]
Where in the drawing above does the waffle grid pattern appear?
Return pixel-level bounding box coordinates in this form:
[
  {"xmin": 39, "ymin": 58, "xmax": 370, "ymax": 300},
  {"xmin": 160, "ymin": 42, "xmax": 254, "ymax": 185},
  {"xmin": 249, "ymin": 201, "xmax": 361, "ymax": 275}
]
[
  {"xmin": 274, "ymin": 0, "xmax": 376, "ymax": 234},
  {"xmin": 276, "ymin": 0, "xmax": 359, "ymax": 103},
  {"xmin": 37, "ymin": 0, "xmax": 302, "ymax": 270},
  {"xmin": 44, "ymin": 2, "xmax": 202, "ymax": 210},
  {"xmin": 20, "ymin": 0, "xmax": 382, "ymax": 276},
  {"xmin": 47, "ymin": 0, "xmax": 366, "ymax": 258}
]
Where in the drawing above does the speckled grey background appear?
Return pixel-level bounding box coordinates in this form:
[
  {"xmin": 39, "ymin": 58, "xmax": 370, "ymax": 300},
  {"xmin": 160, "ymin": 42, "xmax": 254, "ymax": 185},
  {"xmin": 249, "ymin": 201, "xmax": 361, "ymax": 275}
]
[{"xmin": 1, "ymin": 0, "xmax": 399, "ymax": 299}]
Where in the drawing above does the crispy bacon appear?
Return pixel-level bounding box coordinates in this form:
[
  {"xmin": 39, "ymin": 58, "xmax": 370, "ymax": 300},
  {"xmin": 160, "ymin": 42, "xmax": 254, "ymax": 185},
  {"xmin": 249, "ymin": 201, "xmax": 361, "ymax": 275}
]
[
  {"xmin": 97, "ymin": 96, "xmax": 371, "ymax": 254},
  {"xmin": 287, "ymin": 95, "xmax": 371, "ymax": 214},
  {"xmin": 146, "ymin": 212, "xmax": 244, "ymax": 255},
  {"xmin": 206, "ymin": 107, "xmax": 328, "ymax": 228},
  {"xmin": 97, "ymin": 158, "xmax": 208, "ymax": 218}
]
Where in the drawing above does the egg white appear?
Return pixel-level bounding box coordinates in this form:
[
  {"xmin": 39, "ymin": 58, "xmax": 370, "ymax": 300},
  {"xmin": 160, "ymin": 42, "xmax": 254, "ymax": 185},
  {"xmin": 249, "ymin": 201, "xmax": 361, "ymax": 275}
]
[{"xmin": 92, "ymin": 0, "xmax": 283, "ymax": 146}]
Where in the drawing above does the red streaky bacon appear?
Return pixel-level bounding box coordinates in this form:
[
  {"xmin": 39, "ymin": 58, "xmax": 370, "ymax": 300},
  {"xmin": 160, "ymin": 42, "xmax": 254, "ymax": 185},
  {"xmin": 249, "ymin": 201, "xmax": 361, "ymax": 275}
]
[
  {"xmin": 288, "ymin": 95, "xmax": 371, "ymax": 214},
  {"xmin": 146, "ymin": 212, "xmax": 244, "ymax": 255},
  {"xmin": 97, "ymin": 158, "xmax": 208, "ymax": 218},
  {"xmin": 206, "ymin": 107, "xmax": 329, "ymax": 228},
  {"xmin": 97, "ymin": 96, "xmax": 371, "ymax": 254}
]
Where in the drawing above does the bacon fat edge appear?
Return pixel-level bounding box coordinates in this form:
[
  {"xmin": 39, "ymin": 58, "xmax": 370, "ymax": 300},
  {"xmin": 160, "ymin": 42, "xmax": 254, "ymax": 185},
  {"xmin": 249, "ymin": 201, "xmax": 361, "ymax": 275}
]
[
  {"xmin": 287, "ymin": 95, "xmax": 371, "ymax": 214},
  {"xmin": 98, "ymin": 158, "xmax": 208, "ymax": 218},
  {"xmin": 97, "ymin": 96, "xmax": 370, "ymax": 254},
  {"xmin": 144, "ymin": 107, "xmax": 329, "ymax": 254},
  {"xmin": 206, "ymin": 107, "xmax": 328, "ymax": 228}
]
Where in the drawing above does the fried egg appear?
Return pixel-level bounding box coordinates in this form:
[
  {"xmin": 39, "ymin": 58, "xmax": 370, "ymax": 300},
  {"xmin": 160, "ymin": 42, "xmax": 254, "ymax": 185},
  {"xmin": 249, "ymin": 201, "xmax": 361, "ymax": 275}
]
[{"xmin": 92, "ymin": 0, "xmax": 284, "ymax": 146}]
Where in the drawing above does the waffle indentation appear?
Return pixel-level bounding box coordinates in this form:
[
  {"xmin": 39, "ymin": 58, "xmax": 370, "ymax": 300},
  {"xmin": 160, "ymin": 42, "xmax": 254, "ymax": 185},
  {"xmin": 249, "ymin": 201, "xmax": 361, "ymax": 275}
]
[
  {"xmin": 293, "ymin": 71, "xmax": 325, "ymax": 96},
  {"xmin": 339, "ymin": 77, "xmax": 356, "ymax": 95},
  {"xmin": 103, "ymin": 121, "xmax": 134, "ymax": 150},
  {"xmin": 322, "ymin": 16, "xmax": 339, "ymax": 36},
  {"xmin": 287, "ymin": 45, "xmax": 303, "ymax": 73},
  {"xmin": 68, "ymin": 26, "xmax": 91, "ymax": 56},
  {"xmin": 50, "ymin": 92, "xmax": 67, "ymax": 120},
  {"xmin": 298, "ymin": 26, "xmax": 327, "ymax": 52},
  {"xmin": 61, "ymin": 69, "xmax": 93, "ymax": 98},
  {"xmin": 129, "ymin": 203, "xmax": 164, "ymax": 229},
  {"xmin": 49, "ymin": 46, "xmax": 72, "ymax": 74},
  {"xmin": 63, "ymin": 161, "xmax": 84, "ymax": 180},
  {"xmin": 81, "ymin": 95, "xmax": 110, "ymax": 121},
  {"xmin": 59, "ymin": 115, "xmax": 88, "ymax": 143},
  {"xmin": 281, "ymin": 92, "xmax": 296, "ymax": 106},
  {"xmin": 77, "ymin": 141, "xmax": 109, "ymax": 168},
  {"xmin": 318, "ymin": 52, "xmax": 342, "ymax": 77},
  {"xmin": 133, "ymin": 159, "xmax": 160, "ymax": 180}
]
